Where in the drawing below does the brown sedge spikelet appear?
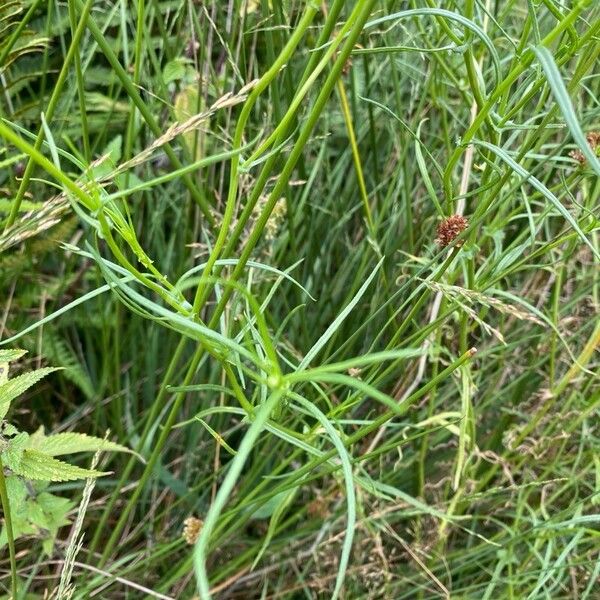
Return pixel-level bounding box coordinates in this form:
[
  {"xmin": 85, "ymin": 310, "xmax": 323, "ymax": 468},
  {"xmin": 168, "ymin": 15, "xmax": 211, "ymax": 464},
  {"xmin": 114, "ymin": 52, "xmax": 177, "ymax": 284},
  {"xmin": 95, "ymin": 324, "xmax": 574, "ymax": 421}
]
[
  {"xmin": 183, "ymin": 516, "xmax": 203, "ymax": 545},
  {"xmin": 435, "ymin": 215, "xmax": 468, "ymax": 247},
  {"xmin": 586, "ymin": 131, "xmax": 600, "ymax": 150},
  {"xmin": 569, "ymin": 149, "xmax": 586, "ymax": 164},
  {"xmin": 568, "ymin": 131, "xmax": 600, "ymax": 166}
]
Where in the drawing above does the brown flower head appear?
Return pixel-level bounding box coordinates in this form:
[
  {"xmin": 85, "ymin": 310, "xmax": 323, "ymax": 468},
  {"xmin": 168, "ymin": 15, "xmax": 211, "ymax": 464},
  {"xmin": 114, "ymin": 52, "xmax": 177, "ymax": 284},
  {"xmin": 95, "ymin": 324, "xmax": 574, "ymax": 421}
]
[
  {"xmin": 586, "ymin": 131, "xmax": 600, "ymax": 150},
  {"xmin": 435, "ymin": 215, "xmax": 468, "ymax": 247},
  {"xmin": 569, "ymin": 149, "xmax": 586, "ymax": 165},
  {"xmin": 183, "ymin": 516, "xmax": 203, "ymax": 545},
  {"xmin": 568, "ymin": 131, "xmax": 600, "ymax": 167}
]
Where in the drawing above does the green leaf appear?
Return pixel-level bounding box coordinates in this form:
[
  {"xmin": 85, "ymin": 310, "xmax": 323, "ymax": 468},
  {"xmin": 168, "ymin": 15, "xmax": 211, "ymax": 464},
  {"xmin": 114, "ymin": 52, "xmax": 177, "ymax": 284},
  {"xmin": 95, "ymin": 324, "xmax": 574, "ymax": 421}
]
[
  {"xmin": 474, "ymin": 140, "xmax": 600, "ymax": 262},
  {"xmin": 0, "ymin": 367, "xmax": 60, "ymax": 419},
  {"xmin": 28, "ymin": 430, "xmax": 137, "ymax": 458},
  {"xmin": 532, "ymin": 45, "xmax": 600, "ymax": 177},
  {"xmin": 0, "ymin": 350, "xmax": 27, "ymax": 364},
  {"xmin": 26, "ymin": 500, "xmax": 50, "ymax": 531},
  {"xmin": 0, "ymin": 486, "xmax": 74, "ymax": 556},
  {"xmin": 2, "ymin": 431, "xmax": 30, "ymax": 472},
  {"xmin": 249, "ymin": 490, "xmax": 289, "ymax": 520},
  {"xmin": 6, "ymin": 449, "xmax": 106, "ymax": 481},
  {"xmin": 91, "ymin": 135, "xmax": 123, "ymax": 179},
  {"xmin": 5, "ymin": 475, "xmax": 27, "ymax": 508},
  {"xmin": 35, "ymin": 491, "xmax": 74, "ymax": 522},
  {"xmin": 104, "ymin": 134, "xmax": 122, "ymax": 164},
  {"xmin": 0, "ymin": 477, "xmax": 34, "ymax": 550},
  {"xmin": 298, "ymin": 257, "xmax": 384, "ymax": 371},
  {"xmin": 0, "ymin": 349, "xmax": 26, "ymax": 385},
  {"xmin": 251, "ymin": 488, "xmax": 297, "ymax": 569},
  {"xmin": 163, "ymin": 58, "xmax": 189, "ymax": 84}
]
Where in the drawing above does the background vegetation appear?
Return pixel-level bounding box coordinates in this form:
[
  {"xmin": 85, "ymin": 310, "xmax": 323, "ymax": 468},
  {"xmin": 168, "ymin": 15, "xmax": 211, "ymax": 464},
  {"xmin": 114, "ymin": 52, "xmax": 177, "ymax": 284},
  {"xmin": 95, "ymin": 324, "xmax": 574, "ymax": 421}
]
[{"xmin": 0, "ymin": 0, "xmax": 599, "ymax": 598}]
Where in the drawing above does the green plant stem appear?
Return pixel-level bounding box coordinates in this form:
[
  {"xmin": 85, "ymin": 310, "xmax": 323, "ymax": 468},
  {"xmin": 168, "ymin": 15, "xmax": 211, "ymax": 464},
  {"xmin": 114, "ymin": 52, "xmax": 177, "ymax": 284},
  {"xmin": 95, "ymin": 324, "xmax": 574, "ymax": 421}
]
[
  {"xmin": 4, "ymin": 0, "xmax": 95, "ymax": 230},
  {"xmin": 71, "ymin": 0, "xmax": 215, "ymax": 225},
  {"xmin": 442, "ymin": 0, "xmax": 590, "ymax": 204},
  {"xmin": 192, "ymin": 3, "xmax": 319, "ymax": 313},
  {"xmin": 96, "ymin": 0, "xmax": 378, "ymax": 567},
  {"xmin": 0, "ymin": 457, "xmax": 17, "ymax": 600},
  {"xmin": 67, "ymin": 0, "xmax": 91, "ymax": 162},
  {"xmin": 88, "ymin": 336, "xmax": 188, "ymax": 554}
]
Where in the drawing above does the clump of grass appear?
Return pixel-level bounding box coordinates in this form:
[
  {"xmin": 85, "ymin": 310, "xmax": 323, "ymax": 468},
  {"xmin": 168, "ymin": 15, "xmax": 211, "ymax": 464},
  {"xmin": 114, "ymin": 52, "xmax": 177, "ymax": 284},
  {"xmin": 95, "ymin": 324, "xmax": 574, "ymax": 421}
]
[{"xmin": 1, "ymin": 1, "xmax": 599, "ymax": 598}]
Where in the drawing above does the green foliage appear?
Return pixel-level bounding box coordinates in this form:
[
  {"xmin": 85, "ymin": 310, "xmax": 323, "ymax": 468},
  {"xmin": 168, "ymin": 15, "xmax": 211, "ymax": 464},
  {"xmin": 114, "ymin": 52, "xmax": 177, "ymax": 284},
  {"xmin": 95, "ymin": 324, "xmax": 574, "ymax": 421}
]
[
  {"xmin": 0, "ymin": 367, "xmax": 59, "ymax": 420},
  {"xmin": 0, "ymin": 351, "xmax": 131, "ymax": 561},
  {"xmin": 0, "ymin": 1, "xmax": 599, "ymax": 598},
  {"xmin": 0, "ymin": 476, "xmax": 73, "ymax": 556}
]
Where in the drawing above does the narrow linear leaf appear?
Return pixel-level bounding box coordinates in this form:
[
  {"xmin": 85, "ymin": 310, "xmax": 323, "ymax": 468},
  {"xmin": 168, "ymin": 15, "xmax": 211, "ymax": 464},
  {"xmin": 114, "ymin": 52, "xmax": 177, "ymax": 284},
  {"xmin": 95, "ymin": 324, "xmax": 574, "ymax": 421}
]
[
  {"xmin": 474, "ymin": 140, "xmax": 599, "ymax": 261},
  {"xmin": 291, "ymin": 394, "xmax": 356, "ymax": 600},
  {"xmin": 298, "ymin": 257, "xmax": 384, "ymax": 371},
  {"xmin": 532, "ymin": 45, "xmax": 600, "ymax": 177}
]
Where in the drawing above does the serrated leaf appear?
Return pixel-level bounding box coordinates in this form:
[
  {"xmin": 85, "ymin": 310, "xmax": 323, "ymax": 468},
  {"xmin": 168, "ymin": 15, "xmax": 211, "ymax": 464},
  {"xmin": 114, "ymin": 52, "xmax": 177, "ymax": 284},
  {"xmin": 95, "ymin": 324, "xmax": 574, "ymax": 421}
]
[
  {"xmin": 0, "ymin": 422, "xmax": 18, "ymax": 436},
  {"xmin": 0, "ymin": 477, "xmax": 75, "ymax": 553},
  {"xmin": 2, "ymin": 431, "xmax": 30, "ymax": 472},
  {"xmin": 0, "ymin": 349, "xmax": 26, "ymax": 384},
  {"xmin": 163, "ymin": 58, "xmax": 188, "ymax": 84},
  {"xmin": 0, "ymin": 367, "xmax": 60, "ymax": 419},
  {"xmin": 5, "ymin": 475, "xmax": 27, "ymax": 507},
  {"xmin": 0, "ymin": 513, "xmax": 37, "ymax": 549},
  {"xmin": 6, "ymin": 449, "xmax": 106, "ymax": 481},
  {"xmin": 30, "ymin": 431, "xmax": 136, "ymax": 458},
  {"xmin": 36, "ymin": 492, "xmax": 74, "ymax": 522},
  {"xmin": 26, "ymin": 500, "xmax": 50, "ymax": 530},
  {"xmin": 0, "ymin": 349, "xmax": 27, "ymax": 364}
]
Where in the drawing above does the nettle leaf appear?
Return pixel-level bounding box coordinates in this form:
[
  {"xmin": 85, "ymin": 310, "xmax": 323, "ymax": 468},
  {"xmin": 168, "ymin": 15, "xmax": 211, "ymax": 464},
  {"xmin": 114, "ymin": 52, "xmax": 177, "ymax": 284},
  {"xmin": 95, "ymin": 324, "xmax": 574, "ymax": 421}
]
[
  {"xmin": 163, "ymin": 58, "xmax": 190, "ymax": 84},
  {"xmin": 0, "ymin": 349, "xmax": 27, "ymax": 384},
  {"xmin": 26, "ymin": 500, "xmax": 49, "ymax": 530},
  {"xmin": 28, "ymin": 429, "xmax": 137, "ymax": 458},
  {"xmin": 36, "ymin": 491, "xmax": 74, "ymax": 523},
  {"xmin": 0, "ymin": 509, "xmax": 37, "ymax": 549},
  {"xmin": 6, "ymin": 449, "xmax": 106, "ymax": 481},
  {"xmin": 0, "ymin": 477, "xmax": 36, "ymax": 550},
  {"xmin": 0, "ymin": 349, "xmax": 27, "ymax": 364},
  {"xmin": 0, "ymin": 478, "xmax": 75, "ymax": 554},
  {"xmin": 0, "ymin": 422, "xmax": 18, "ymax": 436},
  {"xmin": 2, "ymin": 431, "xmax": 30, "ymax": 472},
  {"xmin": 5, "ymin": 475, "xmax": 27, "ymax": 507},
  {"xmin": 0, "ymin": 367, "xmax": 60, "ymax": 419}
]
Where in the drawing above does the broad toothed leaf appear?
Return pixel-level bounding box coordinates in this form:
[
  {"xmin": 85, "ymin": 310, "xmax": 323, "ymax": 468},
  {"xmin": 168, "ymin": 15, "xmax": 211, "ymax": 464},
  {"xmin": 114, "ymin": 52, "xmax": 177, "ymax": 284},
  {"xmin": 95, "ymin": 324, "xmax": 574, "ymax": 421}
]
[
  {"xmin": 5, "ymin": 449, "xmax": 106, "ymax": 481},
  {"xmin": 2, "ymin": 431, "xmax": 30, "ymax": 472},
  {"xmin": 0, "ymin": 367, "xmax": 61, "ymax": 419},
  {"xmin": 0, "ymin": 349, "xmax": 27, "ymax": 364},
  {"xmin": 0, "ymin": 349, "xmax": 27, "ymax": 385},
  {"xmin": 29, "ymin": 430, "xmax": 138, "ymax": 458}
]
